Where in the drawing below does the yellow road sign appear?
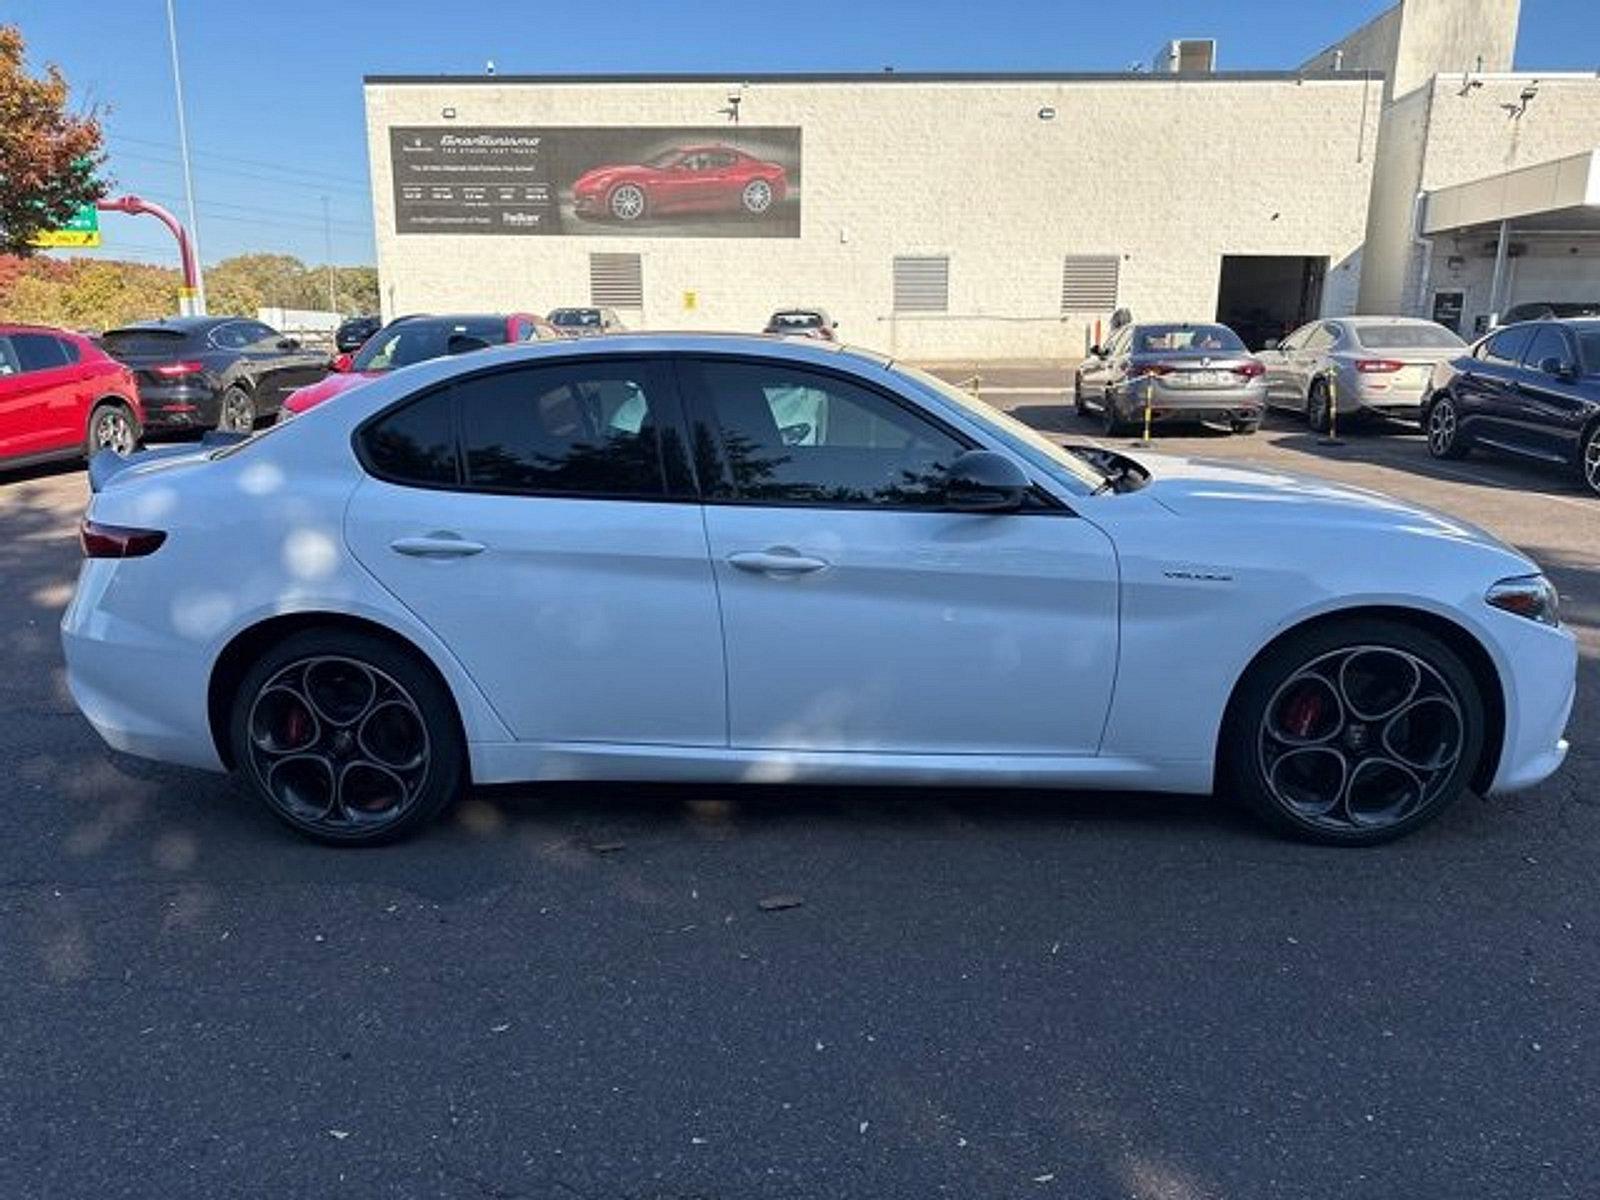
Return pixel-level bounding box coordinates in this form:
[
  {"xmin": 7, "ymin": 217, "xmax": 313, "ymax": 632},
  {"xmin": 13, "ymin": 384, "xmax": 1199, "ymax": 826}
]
[{"xmin": 31, "ymin": 229, "xmax": 101, "ymax": 248}]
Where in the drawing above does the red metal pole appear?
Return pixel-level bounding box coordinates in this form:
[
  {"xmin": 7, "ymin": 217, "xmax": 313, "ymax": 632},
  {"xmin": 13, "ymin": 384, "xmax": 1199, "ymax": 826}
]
[{"xmin": 95, "ymin": 195, "xmax": 203, "ymax": 314}]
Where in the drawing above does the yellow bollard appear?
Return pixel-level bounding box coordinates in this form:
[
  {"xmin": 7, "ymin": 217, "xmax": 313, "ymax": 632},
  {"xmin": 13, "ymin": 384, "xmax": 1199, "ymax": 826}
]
[{"xmin": 1142, "ymin": 377, "xmax": 1155, "ymax": 443}]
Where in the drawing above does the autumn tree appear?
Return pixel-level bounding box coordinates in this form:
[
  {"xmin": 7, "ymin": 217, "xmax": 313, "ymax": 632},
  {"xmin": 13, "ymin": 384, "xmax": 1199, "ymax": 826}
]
[{"xmin": 0, "ymin": 25, "xmax": 107, "ymax": 256}]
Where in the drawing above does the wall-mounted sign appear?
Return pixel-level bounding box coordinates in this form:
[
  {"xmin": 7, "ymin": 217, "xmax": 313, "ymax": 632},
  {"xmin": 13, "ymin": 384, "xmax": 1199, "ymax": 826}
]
[
  {"xmin": 1431, "ymin": 289, "xmax": 1465, "ymax": 333},
  {"xmin": 390, "ymin": 126, "xmax": 802, "ymax": 239}
]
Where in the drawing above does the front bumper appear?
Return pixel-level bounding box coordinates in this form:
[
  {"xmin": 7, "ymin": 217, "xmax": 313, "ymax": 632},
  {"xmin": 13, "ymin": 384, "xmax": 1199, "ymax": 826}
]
[{"xmin": 1485, "ymin": 612, "xmax": 1577, "ymax": 796}]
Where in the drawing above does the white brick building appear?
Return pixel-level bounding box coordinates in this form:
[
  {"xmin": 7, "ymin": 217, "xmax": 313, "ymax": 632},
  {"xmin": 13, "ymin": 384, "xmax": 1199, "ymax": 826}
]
[{"xmin": 364, "ymin": 0, "xmax": 1600, "ymax": 359}]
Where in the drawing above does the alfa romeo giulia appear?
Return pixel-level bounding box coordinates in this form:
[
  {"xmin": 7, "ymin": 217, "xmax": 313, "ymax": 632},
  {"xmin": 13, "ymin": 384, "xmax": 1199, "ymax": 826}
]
[{"xmin": 62, "ymin": 335, "xmax": 1575, "ymax": 846}]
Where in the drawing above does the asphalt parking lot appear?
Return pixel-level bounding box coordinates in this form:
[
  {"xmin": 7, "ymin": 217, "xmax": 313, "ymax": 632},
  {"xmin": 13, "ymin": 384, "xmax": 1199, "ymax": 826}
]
[{"xmin": 3, "ymin": 379, "xmax": 1597, "ymax": 1199}]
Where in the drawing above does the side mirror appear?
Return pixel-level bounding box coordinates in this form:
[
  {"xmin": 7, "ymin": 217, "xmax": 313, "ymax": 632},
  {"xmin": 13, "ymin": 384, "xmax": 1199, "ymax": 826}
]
[
  {"xmin": 278, "ymin": 337, "xmax": 300, "ymax": 351},
  {"xmin": 1088, "ymin": 345, "xmax": 1104, "ymax": 358},
  {"xmin": 331, "ymin": 352, "xmax": 353, "ymax": 373},
  {"xmin": 1538, "ymin": 356, "xmax": 1575, "ymax": 380},
  {"xmin": 945, "ymin": 450, "xmax": 1030, "ymax": 513},
  {"xmin": 1262, "ymin": 338, "xmax": 1281, "ymax": 351}
]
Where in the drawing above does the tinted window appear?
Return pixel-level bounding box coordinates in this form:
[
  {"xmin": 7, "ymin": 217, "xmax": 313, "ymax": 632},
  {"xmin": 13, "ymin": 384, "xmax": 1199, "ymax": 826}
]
[
  {"xmin": 550, "ymin": 309, "xmax": 600, "ymax": 327},
  {"xmin": 0, "ymin": 337, "xmax": 20, "ymax": 377},
  {"xmin": 1134, "ymin": 324, "xmax": 1247, "ymax": 353},
  {"xmin": 11, "ymin": 332, "xmax": 71, "ymax": 372},
  {"xmin": 688, "ymin": 360, "xmax": 966, "ymax": 507},
  {"xmin": 56, "ymin": 336, "xmax": 82, "ymax": 363},
  {"xmin": 458, "ymin": 362, "xmax": 678, "ymax": 498},
  {"xmin": 241, "ymin": 322, "xmax": 281, "ymax": 347},
  {"xmin": 362, "ymin": 389, "xmax": 459, "ymax": 486},
  {"xmin": 1522, "ymin": 325, "xmax": 1572, "ymax": 370},
  {"xmin": 210, "ymin": 323, "xmax": 254, "ymax": 350},
  {"xmin": 1577, "ymin": 331, "xmax": 1600, "ymax": 375},
  {"xmin": 101, "ymin": 328, "xmax": 192, "ymax": 357},
  {"xmin": 1353, "ymin": 323, "xmax": 1464, "ymax": 350},
  {"xmin": 1483, "ymin": 326, "xmax": 1534, "ymax": 365}
]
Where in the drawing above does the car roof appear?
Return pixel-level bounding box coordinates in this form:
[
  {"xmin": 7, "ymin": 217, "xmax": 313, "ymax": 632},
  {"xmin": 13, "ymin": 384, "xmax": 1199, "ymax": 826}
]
[
  {"xmin": 381, "ymin": 313, "xmax": 513, "ymax": 327},
  {"xmin": 1336, "ymin": 315, "xmax": 1447, "ymax": 326},
  {"xmin": 0, "ymin": 322, "xmax": 84, "ymax": 335},
  {"xmin": 104, "ymin": 316, "xmax": 231, "ymax": 334}
]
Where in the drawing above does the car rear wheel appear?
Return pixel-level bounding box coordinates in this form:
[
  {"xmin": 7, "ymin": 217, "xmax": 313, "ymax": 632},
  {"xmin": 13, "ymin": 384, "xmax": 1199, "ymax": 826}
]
[
  {"xmin": 609, "ymin": 184, "xmax": 646, "ymax": 221},
  {"xmin": 1102, "ymin": 393, "xmax": 1130, "ymax": 437},
  {"xmin": 1073, "ymin": 373, "xmax": 1087, "ymax": 415},
  {"xmin": 1220, "ymin": 617, "xmax": 1485, "ymax": 846},
  {"xmin": 218, "ymin": 386, "xmax": 255, "ymax": 434},
  {"xmin": 741, "ymin": 178, "xmax": 774, "ymax": 214},
  {"xmin": 86, "ymin": 401, "xmax": 138, "ymax": 457},
  {"xmin": 229, "ymin": 629, "xmax": 465, "ymax": 846},
  {"xmin": 1426, "ymin": 394, "xmax": 1469, "ymax": 460}
]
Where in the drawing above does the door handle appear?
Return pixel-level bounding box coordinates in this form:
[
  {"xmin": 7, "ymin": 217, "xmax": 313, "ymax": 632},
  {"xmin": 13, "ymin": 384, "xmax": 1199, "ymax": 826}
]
[
  {"xmin": 390, "ymin": 534, "xmax": 486, "ymax": 558},
  {"xmin": 728, "ymin": 549, "xmax": 829, "ymax": 575}
]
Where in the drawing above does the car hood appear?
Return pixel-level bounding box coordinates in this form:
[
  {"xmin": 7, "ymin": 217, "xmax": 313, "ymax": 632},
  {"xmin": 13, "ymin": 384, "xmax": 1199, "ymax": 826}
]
[
  {"xmin": 1132, "ymin": 452, "xmax": 1514, "ymax": 551},
  {"xmin": 574, "ymin": 165, "xmax": 635, "ymax": 188},
  {"xmin": 285, "ymin": 371, "xmax": 381, "ymax": 413}
]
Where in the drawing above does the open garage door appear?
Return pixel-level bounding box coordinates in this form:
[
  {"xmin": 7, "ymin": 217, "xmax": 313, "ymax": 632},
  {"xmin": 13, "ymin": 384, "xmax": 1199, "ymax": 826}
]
[{"xmin": 1216, "ymin": 255, "xmax": 1327, "ymax": 350}]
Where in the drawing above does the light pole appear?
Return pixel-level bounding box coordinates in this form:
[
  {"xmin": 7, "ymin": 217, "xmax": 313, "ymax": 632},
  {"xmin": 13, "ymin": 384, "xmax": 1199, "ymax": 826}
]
[
  {"xmin": 322, "ymin": 194, "xmax": 336, "ymax": 313},
  {"xmin": 164, "ymin": 0, "xmax": 205, "ymax": 314}
]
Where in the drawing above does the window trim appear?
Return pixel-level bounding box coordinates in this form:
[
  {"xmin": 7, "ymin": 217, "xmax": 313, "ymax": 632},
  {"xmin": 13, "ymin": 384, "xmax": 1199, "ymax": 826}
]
[
  {"xmin": 351, "ymin": 354, "xmax": 700, "ymax": 504},
  {"xmin": 671, "ymin": 352, "xmax": 1067, "ymax": 515}
]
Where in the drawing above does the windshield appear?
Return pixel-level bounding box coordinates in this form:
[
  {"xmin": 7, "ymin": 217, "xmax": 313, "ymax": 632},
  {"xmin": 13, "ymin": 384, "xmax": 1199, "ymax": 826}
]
[
  {"xmin": 897, "ymin": 364, "xmax": 1107, "ymax": 493},
  {"xmin": 1354, "ymin": 323, "xmax": 1464, "ymax": 350},
  {"xmin": 550, "ymin": 309, "xmax": 600, "ymax": 327},
  {"xmin": 1134, "ymin": 325, "xmax": 1246, "ymax": 353},
  {"xmin": 352, "ymin": 318, "xmax": 506, "ymax": 371}
]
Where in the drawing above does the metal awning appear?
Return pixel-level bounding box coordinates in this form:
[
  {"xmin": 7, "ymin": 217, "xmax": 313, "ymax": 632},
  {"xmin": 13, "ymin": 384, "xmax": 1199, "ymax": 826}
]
[{"xmin": 1423, "ymin": 148, "xmax": 1600, "ymax": 236}]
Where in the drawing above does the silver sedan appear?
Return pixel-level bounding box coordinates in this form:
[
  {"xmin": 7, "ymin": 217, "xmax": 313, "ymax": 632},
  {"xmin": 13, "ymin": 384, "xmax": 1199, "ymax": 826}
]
[{"xmin": 1257, "ymin": 316, "xmax": 1465, "ymax": 431}]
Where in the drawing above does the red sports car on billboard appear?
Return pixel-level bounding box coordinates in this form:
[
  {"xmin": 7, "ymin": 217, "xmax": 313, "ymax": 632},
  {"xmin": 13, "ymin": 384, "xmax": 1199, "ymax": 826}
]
[{"xmin": 571, "ymin": 145, "xmax": 788, "ymax": 222}]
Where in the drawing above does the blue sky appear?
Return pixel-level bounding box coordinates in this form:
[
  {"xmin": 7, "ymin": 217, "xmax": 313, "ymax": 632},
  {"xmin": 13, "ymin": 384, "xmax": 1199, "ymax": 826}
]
[{"xmin": 12, "ymin": 0, "xmax": 1596, "ymax": 268}]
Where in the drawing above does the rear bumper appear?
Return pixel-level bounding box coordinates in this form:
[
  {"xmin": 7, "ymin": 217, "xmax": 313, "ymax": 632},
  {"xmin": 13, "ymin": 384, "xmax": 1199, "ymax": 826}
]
[
  {"xmin": 136, "ymin": 381, "xmax": 223, "ymax": 431},
  {"xmin": 1111, "ymin": 380, "xmax": 1266, "ymax": 425}
]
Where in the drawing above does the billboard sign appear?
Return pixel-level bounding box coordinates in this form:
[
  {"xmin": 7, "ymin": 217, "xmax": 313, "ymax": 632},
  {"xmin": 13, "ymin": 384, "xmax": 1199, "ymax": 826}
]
[{"xmin": 390, "ymin": 126, "xmax": 801, "ymax": 238}]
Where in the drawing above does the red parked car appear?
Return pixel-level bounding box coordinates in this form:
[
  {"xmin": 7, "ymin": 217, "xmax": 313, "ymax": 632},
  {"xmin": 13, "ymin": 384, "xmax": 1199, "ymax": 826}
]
[
  {"xmin": 571, "ymin": 145, "xmax": 787, "ymax": 223},
  {"xmin": 0, "ymin": 323, "xmax": 143, "ymax": 469},
  {"xmin": 279, "ymin": 312, "xmax": 560, "ymax": 419}
]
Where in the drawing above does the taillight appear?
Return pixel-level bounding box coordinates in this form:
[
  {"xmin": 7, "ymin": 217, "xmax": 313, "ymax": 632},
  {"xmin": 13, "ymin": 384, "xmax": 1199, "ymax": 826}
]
[
  {"xmin": 80, "ymin": 519, "xmax": 167, "ymax": 558},
  {"xmin": 1355, "ymin": 359, "xmax": 1404, "ymax": 373},
  {"xmin": 152, "ymin": 361, "xmax": 205, "ymax": 378},
  {"xmin": 1233, "ymin": 360, "xmax": 1266, "ymax": 378}
]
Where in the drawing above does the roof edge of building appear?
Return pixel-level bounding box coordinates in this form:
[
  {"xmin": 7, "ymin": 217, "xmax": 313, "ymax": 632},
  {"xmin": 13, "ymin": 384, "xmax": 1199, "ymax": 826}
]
[{"xmin": 363, "ymin": 69, "xmax": 1382, "ymax": 86}]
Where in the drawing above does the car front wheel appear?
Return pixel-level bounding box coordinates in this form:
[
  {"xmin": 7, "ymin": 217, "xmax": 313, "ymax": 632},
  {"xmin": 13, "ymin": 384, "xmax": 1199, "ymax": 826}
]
[
  {"xmin": 229, "ymin": 629, "xmax": 465, "ymax": 845},
  {"xmin": 609, "ymin": 184, "xmax": 646, "ymax": 221},
  {"xmin": 1221, "ymin": 617, "xmax": 1485, "ymax": 845}
]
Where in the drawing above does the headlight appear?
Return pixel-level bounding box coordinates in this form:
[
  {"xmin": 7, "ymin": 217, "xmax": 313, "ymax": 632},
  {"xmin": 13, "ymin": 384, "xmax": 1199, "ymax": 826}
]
[{"xmin": 1486, "ymin": 574, "xmax": 1560, "ymax": 626}]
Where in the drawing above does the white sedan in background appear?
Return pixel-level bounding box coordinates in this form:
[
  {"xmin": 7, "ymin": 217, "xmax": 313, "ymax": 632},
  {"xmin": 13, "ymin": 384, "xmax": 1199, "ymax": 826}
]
[{"xmin": 63, "ymin": 335, "xmax": 1574, "ymax": 846}]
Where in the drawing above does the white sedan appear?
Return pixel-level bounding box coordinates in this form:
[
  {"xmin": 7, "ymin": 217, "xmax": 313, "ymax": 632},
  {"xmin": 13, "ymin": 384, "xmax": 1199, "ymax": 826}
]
[{"xmin": 62, "ymin": 335, "xmax": 1575, "ymax": 846}]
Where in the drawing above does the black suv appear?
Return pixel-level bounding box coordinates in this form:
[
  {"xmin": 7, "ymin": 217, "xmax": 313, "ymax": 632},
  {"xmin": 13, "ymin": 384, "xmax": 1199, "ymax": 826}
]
[
  {"xmin": 334, "ymin": 314, "xmax": 382, "ymax": 353},
  {"xmin": 101, "ymin": 316, "xmax": 331, "ymax": 434},
  {"xmin": 1423, "ymin": 318, "xmax": 1600, "ymax": 496}
]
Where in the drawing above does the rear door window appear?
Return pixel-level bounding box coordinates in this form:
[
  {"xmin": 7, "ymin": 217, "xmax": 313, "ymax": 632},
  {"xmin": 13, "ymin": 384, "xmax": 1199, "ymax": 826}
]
[
  {"xmin": 1521, "ymin": 325, "xmax": 1573, "ymax": 371},
  {"xmin": 361, "ymin": 388, "xmax": 460, "ymax": 486}
]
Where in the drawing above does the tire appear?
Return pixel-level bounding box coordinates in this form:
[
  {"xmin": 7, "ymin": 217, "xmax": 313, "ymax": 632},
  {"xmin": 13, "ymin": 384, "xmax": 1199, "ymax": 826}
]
[
  {"xmin": 1307, "ymin": 380, "xmax": 1332, "ymax": 433},
  {"xmin": 1425, "ymin": 393, "xmax": 1469, "ymax": 460},
  {"xmin": 85, "ymin": 400, "xmax": 139, "ymax": 457},
  {"xmin": 741, "ymin": 178, "xmax": 774, "ymax": 215},
  {"xmin": 1102, "ymin": 390, "xmax": 1130, "ymax": 437},
  {"xmin": 1073, "ymin": 373, "xmax": 1087, "ymax": 416},
  {"xmin": 1219, "ymin": 617, "xmax": 1486, "ymax": 846},
  {"xmin": 217, "ymin": 385, "xmax": 255, "ymax": 434},
  {"xmin": 1578, "ymin": 422, "xmax": 1600, "ymax": 497},
  {"xmin": 608, "ymin": 183, "xmax": 646, "ymax": 222},
  {"xmin": 228, "ymin": 628, "xmax": 466, "ymax": 846}
]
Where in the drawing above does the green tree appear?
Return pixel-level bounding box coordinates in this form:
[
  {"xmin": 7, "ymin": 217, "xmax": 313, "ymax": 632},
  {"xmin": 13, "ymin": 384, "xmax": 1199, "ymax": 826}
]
[{"xmin": 0, "ymin": 25, "xmax": 107, "ymax": 256}]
